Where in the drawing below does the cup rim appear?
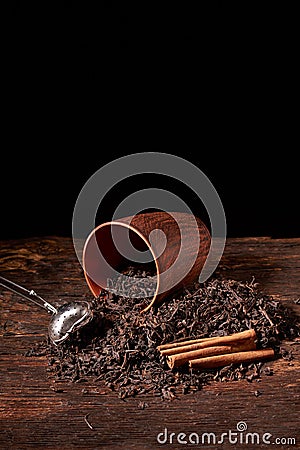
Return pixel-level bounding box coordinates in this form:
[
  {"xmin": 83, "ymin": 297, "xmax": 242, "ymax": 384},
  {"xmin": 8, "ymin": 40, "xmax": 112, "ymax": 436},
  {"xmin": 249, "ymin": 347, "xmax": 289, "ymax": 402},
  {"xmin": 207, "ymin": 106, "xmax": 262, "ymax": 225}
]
[{"xmin": 82, "ymin": 220, "xmax": 160, "ymax": 312}]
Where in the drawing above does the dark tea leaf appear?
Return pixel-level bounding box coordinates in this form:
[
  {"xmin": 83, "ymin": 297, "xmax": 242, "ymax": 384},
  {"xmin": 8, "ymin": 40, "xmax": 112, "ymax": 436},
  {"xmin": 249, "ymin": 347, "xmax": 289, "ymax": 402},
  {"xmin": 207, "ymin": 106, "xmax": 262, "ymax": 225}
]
[{"xmin": 26, "ymin": 268, "xmax": 300, "ymax": 399}]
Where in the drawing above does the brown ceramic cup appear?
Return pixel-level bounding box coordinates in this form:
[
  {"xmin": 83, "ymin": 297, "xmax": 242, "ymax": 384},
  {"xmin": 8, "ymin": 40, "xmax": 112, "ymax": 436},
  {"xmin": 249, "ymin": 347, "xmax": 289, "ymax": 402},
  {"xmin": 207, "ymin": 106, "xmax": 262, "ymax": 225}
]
[{"xmin": 82, "ymin": 211, "xmax": 210, "ymax": 312}]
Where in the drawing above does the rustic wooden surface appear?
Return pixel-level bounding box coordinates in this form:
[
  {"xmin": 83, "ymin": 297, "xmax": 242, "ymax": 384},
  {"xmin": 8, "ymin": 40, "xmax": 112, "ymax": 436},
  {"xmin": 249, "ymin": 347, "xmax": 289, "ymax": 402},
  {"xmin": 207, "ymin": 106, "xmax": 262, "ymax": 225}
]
[{"xmin": 0, "ymin": 237, "xmax": 299, "ymax": 449}]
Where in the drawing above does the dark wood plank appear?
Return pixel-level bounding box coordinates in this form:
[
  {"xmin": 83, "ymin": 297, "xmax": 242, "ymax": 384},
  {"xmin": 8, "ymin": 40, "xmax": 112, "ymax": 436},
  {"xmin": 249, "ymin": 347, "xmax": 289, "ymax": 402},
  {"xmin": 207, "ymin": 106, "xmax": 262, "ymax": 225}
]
[{"xmin": 1, "ymin": 237, "xmax": 299, "ymax": 449}]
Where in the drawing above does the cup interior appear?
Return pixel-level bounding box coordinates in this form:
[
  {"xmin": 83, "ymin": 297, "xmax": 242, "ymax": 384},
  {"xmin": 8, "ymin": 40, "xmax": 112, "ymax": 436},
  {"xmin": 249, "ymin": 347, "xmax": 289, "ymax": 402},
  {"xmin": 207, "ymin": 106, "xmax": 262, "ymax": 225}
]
[{"xmin": 83, "ymin": 221, "xmax": 159, "ymax": 299}]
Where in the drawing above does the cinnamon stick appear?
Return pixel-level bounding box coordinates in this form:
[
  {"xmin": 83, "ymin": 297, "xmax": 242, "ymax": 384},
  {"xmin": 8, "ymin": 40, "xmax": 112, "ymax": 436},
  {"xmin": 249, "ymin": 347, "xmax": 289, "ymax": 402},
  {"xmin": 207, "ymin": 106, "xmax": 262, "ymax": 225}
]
[
  {"xmin": 189, "ymin": 348, "xmax": 275, "ymax": 370},
  {"xmin": 157, "ymin": 336, "xmax": 216, "ymax": 351},
  {"xmin": 167, "ymin": 340, "xmax": 256, "ymax": 369},
  {"xmin": 159, "ymin": 329, "xmax": 256, "ymax": 356}
]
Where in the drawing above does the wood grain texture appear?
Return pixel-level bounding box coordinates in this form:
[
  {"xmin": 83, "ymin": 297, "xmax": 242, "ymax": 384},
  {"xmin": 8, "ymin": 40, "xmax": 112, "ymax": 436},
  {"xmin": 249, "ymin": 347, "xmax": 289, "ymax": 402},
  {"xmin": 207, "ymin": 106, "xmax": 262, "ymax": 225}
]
[{"xmin": 0, "ymin": 236, "xmax": 300, "ymax": 449}]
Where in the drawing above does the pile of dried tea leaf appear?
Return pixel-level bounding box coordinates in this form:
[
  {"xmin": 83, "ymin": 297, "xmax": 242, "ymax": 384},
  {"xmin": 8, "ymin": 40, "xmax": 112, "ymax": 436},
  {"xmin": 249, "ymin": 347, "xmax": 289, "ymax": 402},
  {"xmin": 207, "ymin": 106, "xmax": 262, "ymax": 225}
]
[{"xmin": 26, "ymin": 271, "xmax": 300, "ymax": 400}]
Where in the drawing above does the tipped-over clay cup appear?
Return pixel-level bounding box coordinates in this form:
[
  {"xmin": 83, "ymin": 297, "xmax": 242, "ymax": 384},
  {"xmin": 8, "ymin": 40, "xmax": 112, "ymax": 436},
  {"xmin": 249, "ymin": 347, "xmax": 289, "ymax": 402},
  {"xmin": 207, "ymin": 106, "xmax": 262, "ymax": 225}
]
[{"xmin": 82, "ymin": 211, "xmax": 211, "ymax": 312}]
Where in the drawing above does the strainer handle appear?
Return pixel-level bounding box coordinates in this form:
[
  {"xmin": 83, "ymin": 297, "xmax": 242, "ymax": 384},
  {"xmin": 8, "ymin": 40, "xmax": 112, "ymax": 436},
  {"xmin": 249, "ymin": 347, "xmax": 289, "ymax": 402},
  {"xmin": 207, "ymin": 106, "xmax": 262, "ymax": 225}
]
[{"xmin": 0, "ymin": 275, "xmax": 57, "ymax": 315}]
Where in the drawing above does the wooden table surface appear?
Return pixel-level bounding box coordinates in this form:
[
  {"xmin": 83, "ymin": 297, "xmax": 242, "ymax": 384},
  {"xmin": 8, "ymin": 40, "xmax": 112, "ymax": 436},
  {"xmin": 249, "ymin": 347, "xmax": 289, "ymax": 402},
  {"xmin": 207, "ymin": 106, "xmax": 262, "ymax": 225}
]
[{"xmin": 0, "ymin": 237, "xmax": 299, "ymax": 449}]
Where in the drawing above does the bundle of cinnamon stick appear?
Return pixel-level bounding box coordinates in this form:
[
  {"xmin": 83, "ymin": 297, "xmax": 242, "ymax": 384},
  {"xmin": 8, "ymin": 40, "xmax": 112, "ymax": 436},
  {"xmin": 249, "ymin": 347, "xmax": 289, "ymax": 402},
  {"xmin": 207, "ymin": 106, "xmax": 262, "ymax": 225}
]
[{"xmin": 157, "ymin": 329, "xmax": 274, "ymax": 370}]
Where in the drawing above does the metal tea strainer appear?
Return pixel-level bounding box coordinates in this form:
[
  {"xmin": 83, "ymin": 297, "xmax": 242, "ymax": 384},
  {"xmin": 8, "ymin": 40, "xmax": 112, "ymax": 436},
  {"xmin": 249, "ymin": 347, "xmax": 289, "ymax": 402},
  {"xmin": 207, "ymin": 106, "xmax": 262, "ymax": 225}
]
[{"xmin": 0, "ymin": 275, "xmax": 93, "ymax": 345}]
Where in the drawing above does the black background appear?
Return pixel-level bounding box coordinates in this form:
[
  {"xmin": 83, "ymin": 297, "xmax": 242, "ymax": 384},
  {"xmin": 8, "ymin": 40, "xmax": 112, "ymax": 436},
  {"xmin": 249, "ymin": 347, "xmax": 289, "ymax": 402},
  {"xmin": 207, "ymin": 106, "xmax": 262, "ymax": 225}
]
[{"xmin": 1, "ymin": 2, "xmax": 298, "ymax": 240}]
